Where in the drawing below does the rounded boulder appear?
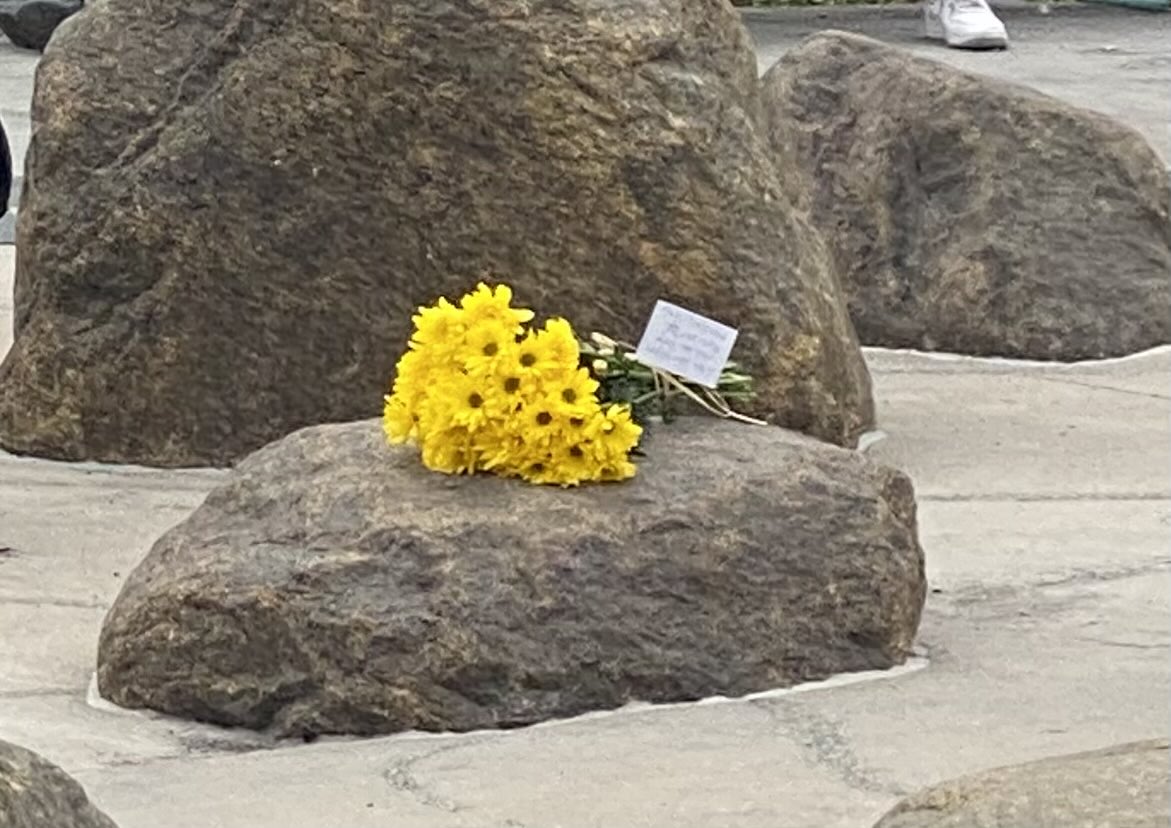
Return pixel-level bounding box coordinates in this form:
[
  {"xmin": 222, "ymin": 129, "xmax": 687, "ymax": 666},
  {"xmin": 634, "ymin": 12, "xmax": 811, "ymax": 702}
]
[{"xmin": 98, "ymin": 418, "xmax": 926, "ymax": 738}]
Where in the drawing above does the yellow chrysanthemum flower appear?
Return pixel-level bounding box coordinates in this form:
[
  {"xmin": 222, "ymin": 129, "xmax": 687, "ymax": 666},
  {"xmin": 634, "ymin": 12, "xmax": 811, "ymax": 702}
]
[
  {"xmin": 600, "ymin": 404, "xmax": 643, "ymax": 448},
  {"xmin": 388, "ymin": 349, "xmax": 432, "ymax": 412},
  {"xmin": 480, "ymin": 368, "xmax": 530, "ymax": 417},
  {"xmin": 512, "ymin": 329, "xmax": 567, "ymax": 385},
  {"xmin": 474, "ymin": 427, "xmax": 526, "ymax": 473},
  {"xmin": 463, "ymin": 326, "xmax": 520, "ymax": 380},
  {"xmin": 382, "ymin": 394, "xmax": 415, "ymax": 443},
  {"xmin": 535, "ymin": 318, "xmax": 581, "ymax": 374},
  {"xmin": 420, "ymin": 424, "xmax": 477, "ymax": 475},
  {"xmin": 459, "ymin": 283, "xmax": 534, "ymax": 331},
  {"xmin": 443, "ymin": 372, "xmax": 505, "ymax": 433},
  {"xmin": 410, "ymin": 297, "xmax": 464, "ymax": 353},
  {"xmin": 556, "ymin": 367, "xmax": 601, "ymax": 412},
  {"xmin": 544, "ymin": 443, "xmax": 598, "ymax": 487}
]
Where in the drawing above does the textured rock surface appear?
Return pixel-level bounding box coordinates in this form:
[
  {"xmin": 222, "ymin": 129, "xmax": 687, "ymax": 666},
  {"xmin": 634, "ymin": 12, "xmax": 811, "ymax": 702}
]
[
  {"xmin": 0, "ymin": 0, "xmax": 81, "ymax": 51},
  {"xmin": 97, "ymin": 418, "xmax": 925, "ymax": 738},
  {"xmin": 873, "ymin": 740, "xmax": 1170, "ymax": 828},
  {"xmin": 761, "ymin": 31, "xmax": 1171, "ymax": 360},
  {"xmin": 0, "ymin": 740, "xmax": 118, "ymax": 828},
  {"xmin": 0, "ymin": 0, "xmax": 873, "ymax": 467}
]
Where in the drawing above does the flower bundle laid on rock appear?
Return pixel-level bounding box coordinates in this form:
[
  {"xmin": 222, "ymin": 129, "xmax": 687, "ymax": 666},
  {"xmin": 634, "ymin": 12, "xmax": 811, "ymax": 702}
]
[
  {"xmin": 384, "ymin": 283, "xmax": 762, "ymax": 487},
  {"xmin": 383, "ymin": 284, "xmax": 642, "ymax": 486}
]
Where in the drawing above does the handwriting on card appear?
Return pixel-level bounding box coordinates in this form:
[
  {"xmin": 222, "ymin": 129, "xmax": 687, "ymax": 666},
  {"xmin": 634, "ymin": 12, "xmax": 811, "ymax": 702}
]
[{"xmin": 633, "ymin": 301, "xmax": 739, "ymax": 389}]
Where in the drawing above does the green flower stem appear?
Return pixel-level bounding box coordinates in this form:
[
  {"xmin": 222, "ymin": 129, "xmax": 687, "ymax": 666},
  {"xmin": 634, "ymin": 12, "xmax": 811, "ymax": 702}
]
[{"xmin": 580, "ymin": 333, "xmax": 764, "ymax": 427}]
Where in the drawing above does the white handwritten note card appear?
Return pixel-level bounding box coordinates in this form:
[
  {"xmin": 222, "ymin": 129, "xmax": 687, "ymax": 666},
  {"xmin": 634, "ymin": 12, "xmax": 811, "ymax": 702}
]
[{"xmin": 633, "ymin": 300, "xmax": 739, "ymax": 389}]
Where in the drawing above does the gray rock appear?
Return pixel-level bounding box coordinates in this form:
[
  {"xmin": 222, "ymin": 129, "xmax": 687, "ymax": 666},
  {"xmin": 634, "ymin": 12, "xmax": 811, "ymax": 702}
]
[
  {"xmin": 0, "ymin": 740, "xmax": 118, "ymax": 828},
  {"xmin": 761, "ymin": 31, "xmax": 1171, "ymax": 360},
  {"xmin": 0, "ymin": 0, "xmax": 874, "ymax": 468},
  {"xmin": 873, "ymin": 740, "xmax": 1170, "ymax": 827},
  {"xmin": 0, "ymin": 0, "xmax": 81, "ymax": 51},
  {"xmin": 97, "ymin": 418, "xmax": 925, "ymax": 738}
]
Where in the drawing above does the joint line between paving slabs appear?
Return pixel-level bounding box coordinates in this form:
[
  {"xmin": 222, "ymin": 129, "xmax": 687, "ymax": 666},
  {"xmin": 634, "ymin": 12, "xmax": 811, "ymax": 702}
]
[
  {"xmin": 0, "ymin": 687, "xmax": 80, "ymax": 699},
  {"xmin": 0, "ymin": 595, "xmax": 109, "ymax": 610}
]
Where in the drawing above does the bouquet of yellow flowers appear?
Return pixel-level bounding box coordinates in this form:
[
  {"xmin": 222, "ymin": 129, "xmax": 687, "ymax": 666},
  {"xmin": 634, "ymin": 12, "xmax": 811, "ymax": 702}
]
[{"xmin": 383, "ymin": 284, "xmax": 643, "ymax": 486}]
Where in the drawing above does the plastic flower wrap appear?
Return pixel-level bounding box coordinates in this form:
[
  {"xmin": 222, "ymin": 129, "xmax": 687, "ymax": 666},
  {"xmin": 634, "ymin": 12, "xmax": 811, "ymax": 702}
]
[{"xmin": 383, "ymin": 284, "xmax": 642, "ymax": 486}]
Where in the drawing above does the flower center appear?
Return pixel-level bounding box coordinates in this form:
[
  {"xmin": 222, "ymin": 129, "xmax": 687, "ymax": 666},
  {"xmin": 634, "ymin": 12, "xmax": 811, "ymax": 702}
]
[
  {"xmin": 482, "ymin": 343, "xmax": 499, "ymax": 357},
  {"xmin": 536, "ymin": 412, "xmax": 553, "ymax": 426},
  {"xmin": 468, "ymin": 393, "xmax": 484, "ymax": 409},
  {"xmin": 520, "ymin": 353, "xmax": 537, "ymax": 367},
  {"xmin": 504, "ymin": 377, "xmax": 520, "ymax": 393},
  {"xmin": 562, "ymin": 389, "xmax": 577, "ymax": 403}
]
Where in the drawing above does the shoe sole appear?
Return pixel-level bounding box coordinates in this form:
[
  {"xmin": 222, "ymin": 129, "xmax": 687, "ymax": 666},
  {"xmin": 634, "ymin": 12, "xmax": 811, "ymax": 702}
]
[{"xmin": 946, "ymin": 35, "xmax": 1009, "ymax": 49}]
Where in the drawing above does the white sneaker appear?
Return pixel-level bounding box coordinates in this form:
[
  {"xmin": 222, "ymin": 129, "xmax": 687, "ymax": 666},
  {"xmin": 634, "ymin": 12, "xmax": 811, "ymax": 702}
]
[{"xmin": 924, "ymin": 0, "xmax": 1009, "ymax": 49}]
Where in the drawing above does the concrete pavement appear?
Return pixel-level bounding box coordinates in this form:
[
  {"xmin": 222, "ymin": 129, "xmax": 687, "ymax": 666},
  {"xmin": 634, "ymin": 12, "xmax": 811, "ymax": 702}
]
[{"xmin": 1, "ymin": 6, "xmax": 1169, "ymax": 827}]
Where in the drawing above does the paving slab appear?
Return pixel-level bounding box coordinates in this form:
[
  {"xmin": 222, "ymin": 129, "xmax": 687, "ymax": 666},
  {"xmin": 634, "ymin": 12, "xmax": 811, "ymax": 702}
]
[
  {"xmin": 865, "ymin": 350, "xmax": 1171, "ymax": 499},
  {"xmin": 0, "ymin": 446, "xmax": 224, "ymax": 605},
  {"xmin": 918, "ymin": 499, "xmax": 1169, "ymax": 590}
]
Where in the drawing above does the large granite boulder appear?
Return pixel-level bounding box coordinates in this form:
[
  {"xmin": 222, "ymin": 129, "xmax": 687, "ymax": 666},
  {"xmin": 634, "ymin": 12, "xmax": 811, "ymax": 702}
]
[
  {"xmin": 0, "ymin": 0, "xmax": 81, "ymax": 52},
  {"xmin": 761, "ymin": 32, "xmax": 1171, "ymax": 360},
  {"xmin": 97, "ymin": 418, "xmax": 926, "ymax": 738},
  {"xmin": 0, "ymin": 740, "xmax": 118, "ymax": 828},
  {"xmin": 0, "ymin": 0, "xmax": 874, "ymax": 468},
  {"xmin": 874, "ymin": 740, "xmax": 1170, "ymax": 828}
]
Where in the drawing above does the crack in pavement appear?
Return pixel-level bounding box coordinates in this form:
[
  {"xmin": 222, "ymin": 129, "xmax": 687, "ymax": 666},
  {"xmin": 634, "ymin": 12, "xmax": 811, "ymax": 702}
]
[
  {"xmin": 928, "ymin": 560, "xmax": 1171, "ymax": 626},
  {"xmin": 0, "ymin": 473, "xmax": 226, "ymax": 492},
  {"xmin": 1034, "ymin": 375, "xmax": 1171, "ymax": 401},
  {"xmin": 1028, "ymin": 559, "xmax": 1171, "ymax": 592},
  {"xmin": 933, "ymin": 557, "xmax": 1170, "ymax": 601},
  {"xmin": 380, "ymin": 738, "xmax": 539, "ymax": 827},
  {"xmin": 383, "ymin": 739, "xmax": 493, "ymax": 815},
  {"xmin": 750, "ymin": 698, "xmax": 905, "ymax": 797},
  {"xmin": 1073, "ymin": 637, "xmax": 1167, "ymax": 651}
]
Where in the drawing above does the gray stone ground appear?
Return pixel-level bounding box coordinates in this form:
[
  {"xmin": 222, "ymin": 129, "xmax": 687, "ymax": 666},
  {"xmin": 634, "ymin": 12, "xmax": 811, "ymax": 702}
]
[{"xmin": 1, "ymin": 6, "xmax": 1169, "ymax": 827}]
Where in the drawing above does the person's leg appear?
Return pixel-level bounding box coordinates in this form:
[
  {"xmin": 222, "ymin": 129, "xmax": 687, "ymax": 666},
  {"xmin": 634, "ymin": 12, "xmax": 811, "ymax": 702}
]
[
  {"xmin": 924, "ymin": 0, "xmax": 1009, "ymax": 49},
  {"xmin": 0, "ymin": 117, "xmax": 10, "ymax": 219}
]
